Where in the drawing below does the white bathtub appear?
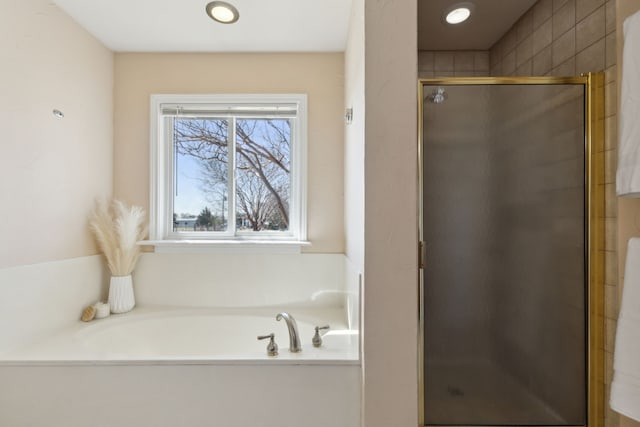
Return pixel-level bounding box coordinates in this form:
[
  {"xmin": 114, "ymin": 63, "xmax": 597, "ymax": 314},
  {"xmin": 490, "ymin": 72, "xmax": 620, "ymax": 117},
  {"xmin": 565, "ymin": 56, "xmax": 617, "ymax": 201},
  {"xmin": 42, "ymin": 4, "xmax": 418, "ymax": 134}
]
[
  {"xmin": 0, "ymin": 254, "xmax": 362, "ymax": 426},
  {"xmin": 0, "ymin": 306, "xmax": 361, "ymax": 427},
  {"xmin": 0, "ymin": 306, "xmax": 359, "ymax": 363}
]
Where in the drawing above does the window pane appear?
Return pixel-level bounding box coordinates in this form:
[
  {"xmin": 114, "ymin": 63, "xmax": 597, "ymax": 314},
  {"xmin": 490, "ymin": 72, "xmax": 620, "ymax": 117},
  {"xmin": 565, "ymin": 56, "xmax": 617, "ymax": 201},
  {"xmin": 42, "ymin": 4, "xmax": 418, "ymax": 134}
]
[
  {"xmin": 173, "ymin": 118, "xmax": 229, "ymax": 232},
  {"xmin": 235, "ymin": 119, "xmax": 291, "ymax": 232}
]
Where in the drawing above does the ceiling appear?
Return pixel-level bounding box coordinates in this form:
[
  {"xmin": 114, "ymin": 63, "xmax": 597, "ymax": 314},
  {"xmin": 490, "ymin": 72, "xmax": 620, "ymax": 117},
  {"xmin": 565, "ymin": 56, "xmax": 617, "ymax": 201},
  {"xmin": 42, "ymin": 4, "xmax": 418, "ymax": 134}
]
[
  {"xmin": 52, "ymin": 0, "xmax": 539, "ymax": 53},
  {"xmin": 419, "ymin": 0, "xmax": 539, "ymax": 50},
  {"xmin": 51, "ymin": 0, "xmax": 353, "ymax": 52}
]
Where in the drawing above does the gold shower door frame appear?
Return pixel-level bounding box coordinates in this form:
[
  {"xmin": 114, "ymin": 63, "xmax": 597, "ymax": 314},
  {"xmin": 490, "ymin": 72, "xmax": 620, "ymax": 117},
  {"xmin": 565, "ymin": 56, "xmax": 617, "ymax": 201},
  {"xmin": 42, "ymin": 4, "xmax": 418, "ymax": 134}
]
[{"xmin": 417, "ymin": 74, "xmax": 605, "ymax": 427}]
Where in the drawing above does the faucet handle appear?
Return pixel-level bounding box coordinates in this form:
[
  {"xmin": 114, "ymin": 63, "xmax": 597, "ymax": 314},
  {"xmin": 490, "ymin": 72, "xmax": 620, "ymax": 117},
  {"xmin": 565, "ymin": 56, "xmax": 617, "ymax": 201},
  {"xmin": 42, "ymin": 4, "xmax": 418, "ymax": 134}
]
[
  {"xmin": 257, "ymin": 333, "xmax": 279, "ymax": 356},
  {"xmin": 312, "ymin": 325, "xmax": 330, "ymax": 348}
]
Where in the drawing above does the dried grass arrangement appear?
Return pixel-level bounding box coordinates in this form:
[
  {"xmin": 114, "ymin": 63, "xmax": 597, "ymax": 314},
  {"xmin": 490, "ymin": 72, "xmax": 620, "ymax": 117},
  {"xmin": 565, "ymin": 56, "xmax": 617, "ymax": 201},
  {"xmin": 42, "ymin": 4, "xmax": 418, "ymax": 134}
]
[{"xmin": 89, "ymin": 199, "xmax": 147, "ymax": 276}]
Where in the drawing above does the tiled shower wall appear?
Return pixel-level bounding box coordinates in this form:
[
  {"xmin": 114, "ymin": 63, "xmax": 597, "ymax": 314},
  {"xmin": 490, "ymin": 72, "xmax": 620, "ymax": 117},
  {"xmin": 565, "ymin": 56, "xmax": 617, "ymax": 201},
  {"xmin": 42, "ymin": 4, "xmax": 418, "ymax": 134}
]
[
  {"xmin": 418, "ymin": 51, "xmax": 489, "ymax": 78},
  {"xmin": 488, "ymin": 84, "xmax": 589, "ymax": 423},
  {"xmin": 489, "ymin": 0, "xmax": 616, "ymax": 78},
  {"xmin": 490, "ymin": 1, "xmax": 618, "ymax": 426},
  {"xmin": 419, "ymin": 0, "xmax": 618, "ymax": 426}
]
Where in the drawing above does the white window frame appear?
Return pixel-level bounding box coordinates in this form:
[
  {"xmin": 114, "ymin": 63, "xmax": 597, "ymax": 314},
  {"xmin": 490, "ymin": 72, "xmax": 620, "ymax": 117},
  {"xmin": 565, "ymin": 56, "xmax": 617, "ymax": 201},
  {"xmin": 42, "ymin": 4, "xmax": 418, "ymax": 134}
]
[{"xmin": 146, "ymin": 94, "xmax": 308, "ymax": 253}]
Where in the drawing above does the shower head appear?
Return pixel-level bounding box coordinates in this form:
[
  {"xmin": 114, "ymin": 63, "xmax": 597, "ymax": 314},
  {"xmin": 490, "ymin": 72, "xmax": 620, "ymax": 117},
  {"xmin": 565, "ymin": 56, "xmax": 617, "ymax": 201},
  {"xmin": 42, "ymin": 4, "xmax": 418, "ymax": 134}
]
[{"xmin": 426, "ymin": 87, "xmax": 447, "ymax": 104}]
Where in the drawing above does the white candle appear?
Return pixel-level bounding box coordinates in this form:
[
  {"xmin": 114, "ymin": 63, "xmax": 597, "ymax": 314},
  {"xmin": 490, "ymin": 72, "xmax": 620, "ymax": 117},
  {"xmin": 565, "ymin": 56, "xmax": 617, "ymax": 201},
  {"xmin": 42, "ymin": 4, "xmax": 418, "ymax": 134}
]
[{"xmin": 94, "ymin": 302, "xmax": 111, "ymax": 319}]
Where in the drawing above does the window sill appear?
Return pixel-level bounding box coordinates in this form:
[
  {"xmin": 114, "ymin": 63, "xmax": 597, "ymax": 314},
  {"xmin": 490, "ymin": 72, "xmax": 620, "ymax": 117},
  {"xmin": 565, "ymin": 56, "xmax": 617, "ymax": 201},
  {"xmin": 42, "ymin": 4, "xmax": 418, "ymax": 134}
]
[{"xmin": 138, "ymin": 240, "xmax": 311, "ymax": 254}]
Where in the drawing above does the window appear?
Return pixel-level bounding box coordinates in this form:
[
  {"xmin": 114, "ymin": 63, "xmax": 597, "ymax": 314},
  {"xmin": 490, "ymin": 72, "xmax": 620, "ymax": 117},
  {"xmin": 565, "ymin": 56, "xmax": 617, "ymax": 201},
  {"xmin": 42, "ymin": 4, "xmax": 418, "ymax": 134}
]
[{"xmin": 149, "ymin": 94, "xmax": 307, "ymax": 248}]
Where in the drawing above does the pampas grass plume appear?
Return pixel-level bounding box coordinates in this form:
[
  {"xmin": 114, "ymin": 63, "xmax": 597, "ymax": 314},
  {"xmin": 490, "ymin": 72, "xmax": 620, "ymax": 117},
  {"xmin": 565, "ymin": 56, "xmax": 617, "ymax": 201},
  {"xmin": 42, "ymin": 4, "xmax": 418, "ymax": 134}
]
[{"xmin": 89, "ymin": 199, "xmax": 147, "ymax": 276}]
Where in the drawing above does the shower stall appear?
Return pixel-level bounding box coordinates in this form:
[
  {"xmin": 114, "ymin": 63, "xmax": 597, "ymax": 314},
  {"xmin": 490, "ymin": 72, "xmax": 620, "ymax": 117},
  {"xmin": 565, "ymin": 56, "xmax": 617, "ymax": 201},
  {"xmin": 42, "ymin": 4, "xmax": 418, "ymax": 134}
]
[{"xmin": 419, "ymin": 75, "xmax": 604, "ymax": 427}]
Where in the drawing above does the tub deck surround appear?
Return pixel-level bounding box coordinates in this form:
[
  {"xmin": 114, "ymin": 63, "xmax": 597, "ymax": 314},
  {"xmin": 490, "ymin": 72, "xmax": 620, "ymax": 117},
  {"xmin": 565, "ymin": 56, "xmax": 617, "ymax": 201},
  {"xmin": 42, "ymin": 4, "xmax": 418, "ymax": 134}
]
[
  {"xmin": 0, "ymin": 255, "xmax": 108, "ymax": 355},
  {"xmin": 132, "ymin": 252, "xmax": 349, "ymax": 308},
  {"xmin": 0, "ymin": 306, "xmax": 358, "ymax": 365}
]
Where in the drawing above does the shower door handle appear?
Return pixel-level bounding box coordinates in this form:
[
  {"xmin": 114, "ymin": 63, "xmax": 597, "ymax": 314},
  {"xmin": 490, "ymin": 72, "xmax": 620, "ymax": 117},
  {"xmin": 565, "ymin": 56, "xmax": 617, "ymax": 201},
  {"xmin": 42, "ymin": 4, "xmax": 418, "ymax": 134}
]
[{"xmin": 419, "ymin": 241, "xmax": 425, "ymax": 269}]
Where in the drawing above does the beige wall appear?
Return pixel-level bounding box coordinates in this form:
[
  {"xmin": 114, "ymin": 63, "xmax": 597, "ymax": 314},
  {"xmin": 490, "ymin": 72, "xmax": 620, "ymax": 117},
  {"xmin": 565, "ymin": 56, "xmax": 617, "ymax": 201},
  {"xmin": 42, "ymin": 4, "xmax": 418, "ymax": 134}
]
[
  {"xmin": 616, "ymin": 3, "xmax": 640, "ymax": 427},
  {"xmin": 362, "ymin": 0, "xmax": 418, "ymax": 426},
  {"xmin": 0, "ymin": 0, "xmax": 114, "ymax": 269},
  {"xmin": 113, "ymin": 53, "xmax": 344, "ymax": 253},
  {"xmin": 345, "ymin": 0, "xmax": 365, "ymax": 272}
]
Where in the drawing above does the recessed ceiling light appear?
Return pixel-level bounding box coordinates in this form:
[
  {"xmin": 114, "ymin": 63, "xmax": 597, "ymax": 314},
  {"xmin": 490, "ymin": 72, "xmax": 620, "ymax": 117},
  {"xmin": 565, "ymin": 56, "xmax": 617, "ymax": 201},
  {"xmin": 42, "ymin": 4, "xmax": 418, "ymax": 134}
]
[
  {"xmin": 205, "ymin": 1, "xmax": 239, "ymax": 24},
  {"xmin": 444, "ymin": 2, "xmax": 475, "ymax": 25}
]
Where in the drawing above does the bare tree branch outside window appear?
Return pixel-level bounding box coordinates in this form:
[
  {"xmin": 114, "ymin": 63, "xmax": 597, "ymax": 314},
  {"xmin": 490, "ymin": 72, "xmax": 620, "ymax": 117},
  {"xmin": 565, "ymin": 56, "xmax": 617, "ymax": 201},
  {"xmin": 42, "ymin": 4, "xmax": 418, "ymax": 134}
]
[{"xmin": 174, "ymin": 118, "xmax": 291, "ymax": 232}]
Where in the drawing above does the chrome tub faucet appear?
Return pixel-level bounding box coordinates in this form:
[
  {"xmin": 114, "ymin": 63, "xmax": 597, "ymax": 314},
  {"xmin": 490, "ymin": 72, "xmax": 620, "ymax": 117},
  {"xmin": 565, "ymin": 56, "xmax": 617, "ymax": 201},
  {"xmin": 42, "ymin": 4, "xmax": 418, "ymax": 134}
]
[{"xmin": 276, "ymin": 312, "xmax": 301, "ymax": 353}]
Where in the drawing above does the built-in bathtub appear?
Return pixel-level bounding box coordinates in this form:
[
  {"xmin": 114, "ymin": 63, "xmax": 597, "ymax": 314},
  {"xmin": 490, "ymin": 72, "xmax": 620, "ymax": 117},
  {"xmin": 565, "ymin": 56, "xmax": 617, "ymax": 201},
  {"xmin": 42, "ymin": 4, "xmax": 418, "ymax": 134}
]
[
  {"xmin": 0, "ymin": 306, "xmax": 358, "ymax": 363},
  {"xmin": 0, "ymin": 306, "xmax": 360, "ymax": 427},
  {"xmin": 0, "ymin": 253, "xmax": 362, "ymax": 427}
]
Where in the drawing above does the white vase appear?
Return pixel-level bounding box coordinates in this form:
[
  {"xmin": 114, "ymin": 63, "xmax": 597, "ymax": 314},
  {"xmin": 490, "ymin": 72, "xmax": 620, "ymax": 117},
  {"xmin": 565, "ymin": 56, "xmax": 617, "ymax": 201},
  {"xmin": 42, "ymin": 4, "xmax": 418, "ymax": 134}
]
[{"xmin": 108, "ymin": 275, "xmax": 135, "ymax": 314}]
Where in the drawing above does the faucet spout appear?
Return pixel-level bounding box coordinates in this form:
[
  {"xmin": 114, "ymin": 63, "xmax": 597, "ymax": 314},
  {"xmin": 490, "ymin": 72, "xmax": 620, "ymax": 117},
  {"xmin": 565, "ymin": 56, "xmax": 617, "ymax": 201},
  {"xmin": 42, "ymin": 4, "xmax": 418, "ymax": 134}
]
[{"xmin": 276, "ymin": 312, "xmax": 302, "ymax": 353}]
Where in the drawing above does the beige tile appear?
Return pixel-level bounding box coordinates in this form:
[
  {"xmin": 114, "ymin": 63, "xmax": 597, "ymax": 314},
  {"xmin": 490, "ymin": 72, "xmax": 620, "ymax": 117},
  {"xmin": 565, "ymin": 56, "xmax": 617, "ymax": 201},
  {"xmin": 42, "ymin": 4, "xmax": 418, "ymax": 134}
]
[
  {"xmin": 533, "ymin": 18, "xmax": 553, "ymax": 54},
  {"xmin": 553, "ymin": 0, "xmax": 576, "ymax": 39},
  {"xmin": 576, "ymin": 0, "xmax": 605, "ymax": 22},
  {"xmin": 605, "ymin": 250, "xmax": 617, "ymax": 286},
  {"xmin": 474, "ymin": 71, "xmax": 490, "ymax": 77},
  {"xmin": 553, "ymin": 27, "xmax": 576, "ymax": 67},
  {"xmin": 490, "ymin": 44, "xmax": 502, "ymax": 68},
  {"xmin": 517, "ymin": 9, "xmax": 534, "ymax": 42},
  {"xmin": 605, "ymin": 149, "xmax": 617, "ymax": 185},
  {"xmin": 605, "ymin": 408, "xmax": 620, "ymax": 427},
  {"xmin": 605, "ymin": 216, "xmax": 617, "ymax": 249},
  {"xmin": 606, "ymin": 32, "xmax": 617, "ymax": 68},
  {"xmin": 418, "ymin": 70, "xmax": 435, "ymax": 79},
  {"xmin": 534, "ymin": 0, "xmax": 553, "ymax": 29},
  {"xmin": 605, "ymin": 384, "xmax": 621, "ymax": 427},
  {"xmin": 605, "ymin": 115, "xmax": 617, "ymax": 150},
  {"xmin": 502, "ymin": 28, "xmax": 518, "ymax": 54},
  {"xmin": 434, "ymin": 52, "xmax": 454, "ymax": 71},
  {"xmin": 503, "ymin": 50, "xmax": 516, "ymax": 75},
  {"xmin": 453, "ymin": 70, "xmax": 475, "ymax": 77},
  {"xmin": 418, "ymin": 51, "xmax": 435, "ymax": 72},
  {"xmin": 533, "ymin": 45, "xmax": 553, "ymax": 75},
  {"xmin": 434, "ymin": 71, "xmax": 454, "ymax": 78},
  {"xmin": 490, "ymin": 64, "xmax": 502, "ymax": 77},
  {"xmin": 620, "ymin": 414, "xmax": 640, "ymax": 427},
  {"xmin": 605, "ymin": 349, "xmax": 614, "ymax": 384},
  {"xmin": 454, "ymin": 51, "xmax": 475, "ymax": 71},
  {"xmin": 554, "ymin": 0, "xmax": 570, "ymax": 12},
  {"xmin": 605, "ymin": 65, "xmax": 617, "ymax": 84},
  {"xmin": 597, "ymin": 150, "xmax": 606, "ymax": 184},
  {"xmin": 606, "ymin": 0, "xmax": 616, "ymax": 35},
  {"xmin": 516, "ymin": 35, "xmax": 533, "ymax": 67},
  {"xmin": 605, "ymin": 284, "xmax": 619, "ymax": 321},
  {"xmin": 605, "ymin": 81, "xmax": 617, "ymax": 117},
  {"xmin": 576, "ymin": 6, "xmax": 606, "ymax": 52},
  {"xmin": 605, "ymin": 183, "xmax": 617, "ymax": 217},
  {"xmin": 605, "ymin": 318, "xmax": 617, "ymax": 352},
  {"xmin": 474, "ymin": 52, "xmax": 490, "ymax": 71},
  {"xmin": 516, "ymin": 59, "xmax": 533, "ymax": 76},
  {"xmin": 552, "ymin": 57, "xmax": 575, "ymax": 76},
  {"xmin": 593, "ymin": 151, "xmax": 604, "ymax": 185},
  {"xmin": 595, "ymin": 115, "xmax": 606, "ymax": 153},
  {"xmin": 576, "ymin": 38, "xmax": 606, "ymax": 74}
]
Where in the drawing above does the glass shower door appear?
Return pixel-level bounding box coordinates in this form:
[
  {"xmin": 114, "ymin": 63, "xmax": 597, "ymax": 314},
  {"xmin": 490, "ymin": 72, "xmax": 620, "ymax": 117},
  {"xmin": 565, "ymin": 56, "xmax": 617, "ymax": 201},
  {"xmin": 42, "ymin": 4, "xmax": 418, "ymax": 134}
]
[{"xmin": 421, "ymin": 80, "xmax": 589, "ymax": 426}]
